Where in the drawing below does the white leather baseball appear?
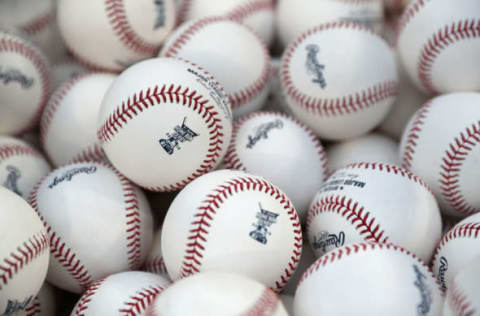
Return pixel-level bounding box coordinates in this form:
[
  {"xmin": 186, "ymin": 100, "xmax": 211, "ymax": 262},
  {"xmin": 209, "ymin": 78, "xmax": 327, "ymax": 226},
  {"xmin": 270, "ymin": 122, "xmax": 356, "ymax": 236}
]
[
  {"xmin": 97, "ymin": 58, "xmax": 232, "ymax": 192},
  {"xmin": 0, "ymin": 29, "xmax": 50, "ymax": 135},
  {"xmin": 397, "ymin": 0, "xmax": 480, "ymax": 95},
  {"xmin": 326, "ymin": 133, "xmax": 400, "ymax": 173},
  {"xmin": 144, "ymin": 228, "xmax": 169, "ymax": 279},
  {"xmin": 0, "ymin": 187, "xmax": 49, "ymax": 315},
  {"xmin": 28, "ymin": 162, "xmax": 154, "ymax": 294},
  {"xmin": 41, "ymin": 73, "xmax": 116, "ymax": 167},
  {"xmin": 294, "ymin": 243, "xmax": 444, "ymax": 316},
  {"xmin": 161, "ymin": 169, "xmax": 302, "ymax": 292},
  {"xmin": 281, "ymin": 236, "xmax": 316, "ymax": 296},
  {"xmin": 147, "ymin": 272, "xmax": 289, "ymax": 316},
  {"xmin": 0, "ymin": 136, "xmax": 51, "ymax": 199},
  {"xmin": 443, "ymin": 256, "xmax": 480, "ymax": 316},
  {"xmin": 280, "ymin": 22, "xmax": 398, "ymax": 140},
  {"xmin": 276, "ymin": 0, "xmax": 384, "ymax": 47},
  {"xmin": 57, "ymin": 0, "xmax": 176, "ymax": 72},
  {"xmin": 178, "ymin": 0, "xmax": 275, "ymax": 44},
  {"xmin": 400, "ymin": 92, "xmax": 480, "ymax": 218},
  {"xmin": 159, "ymin": 17, "xmax": 270, "ymax": 118},
  {"xmin": 18, "ymin": 283, "xmax": 55, "ymax": 316},
  {"xmin": 71, "ymin": 271, "xmax": 170, "ymax": 316},
  {"xmin": 223, "ymin": 111, "xmax": 328, "ymax": 219},
  {"xmin": 307, "ymin": 162, "xmax": 441, "ymax": 262},
  {"xmin": 432, "ymin": 212, "xmax": 480, "ymax": 294}
]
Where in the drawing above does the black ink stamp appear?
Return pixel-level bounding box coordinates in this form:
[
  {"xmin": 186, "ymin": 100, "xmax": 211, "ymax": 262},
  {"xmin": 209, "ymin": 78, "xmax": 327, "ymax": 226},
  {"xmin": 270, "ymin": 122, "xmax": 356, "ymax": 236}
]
[
  {"xmin": 0, "ymin": 67, "xmax": 34, "ymax": 89},
  {"xmin": 413, "ymin": 265, "xmax": 433, "ymax": 316},
  {"xmin": 249, "ymin": 203, "xmax": 279, "ymax": 245},
  {"xmin": 153, "ymin": 0, "xmax": 166, "ymax": 29},
  {"xmin": 3, "ymin": 165, "xmax": 22, "ymax": 196},
  {"xmin": 437, "ymin": 256, "xmax": 448, "ymax": 292},
  {"xmin": 320, "ymin": 172, "xmax": 366, "ymax": 193},
  {"xmin": 48, "ymin": 166, "xmax": 97, "ymax": 189},
  {"xmin": 159, "ymin": 117, "xmax": 199, "ymax": 155},
  {"xmin": 312, "ymin": 231, "xmax": 345, "ymax": 253},
  {"xmin": 1, "ymin": 296, "xmax": 33, "ymax": 315},
  {"xmin": 305, "ymin": 44, "xmax": 326, "ymax": 89},
  {"xmin": 246, "ymin": 119, "xmax": 283, "ymax": 149}
]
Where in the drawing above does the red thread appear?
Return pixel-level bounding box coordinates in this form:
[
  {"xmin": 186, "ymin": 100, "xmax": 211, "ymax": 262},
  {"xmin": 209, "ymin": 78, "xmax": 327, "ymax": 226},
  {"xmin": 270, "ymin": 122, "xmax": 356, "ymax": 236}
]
[
  {"xmin": 180, "ymin": 176, "xmax": 302, "ymax": 292},
  {"xmin": 104, "ymin": 0, "xmax": 159, "ymax": 55},
  {"xmin": 25, "ymin": 295, "xmax": 41, "ymax": 316},
  {"xmin": 417, "ymin": 19, "xmax": 480, "ymax": 94},
  {"xmin": 72, "ymin": 277, "xmax": 107, "ymax": 316},
  {"xmin": 281, "ymin": 21, "xmax": 397, "ymax": 116},
  {"xmin": 0, "ymin": 32, "xmax": 50, "ymax": 135},
  {"xmin": 20, "ymin": 11, "xmax": 54, "ymax": 36},
  {"xmin": 401, "ymin": 100, "xmax": 433, "ymax": 170},
  {"xmin": 223, "ymin": 111, "xmax": 328, "ymax": 180},
  {"xmin": 162, "ymin": 16, "xmax": 270, "ymax": 111},
  {"xmin": 447, "ymin": 278, "xmax": 476, "ymax": 316},
  {"xmin": 0, "ymin": 144, "xmax": 43, "ymax": 162},
  {"xmin": 244, "ymin": 288, "xmax": 280, "ymax": 316},
  {"xmin": 70, "ymin": 143, "xmax": 106, "ymax": 165},
  {"xmin": 98, "ymin": 80, "xmax": 225, "ymax": 192},
  {"xmin": 439, "ymin": 122, "xmax": 480, "ymax": 217},
  {"xmin": 119, "ymin": 286, "xmax": 167, "ymax": 316},
  {"xmin": 144, "ymin": 256, "xmax": 168, "ymax": 275},
  {"xmin": 0, "ymin": 231, "xmax": 49, "ymax": 290},
  {"xmin": 396, "ymin": 0, "xmax": 426, "ymax": 36},
  {"xmin": 227, "ymin": 0, "xmax": 274, "ymax": 23}
]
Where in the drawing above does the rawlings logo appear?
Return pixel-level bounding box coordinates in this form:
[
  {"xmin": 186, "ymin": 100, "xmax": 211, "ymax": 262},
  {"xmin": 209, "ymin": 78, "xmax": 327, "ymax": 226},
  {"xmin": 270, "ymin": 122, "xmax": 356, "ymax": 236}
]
[
  {"xmin": 153, "ymin": 0, "xmax": 166, "ymax": 29},
  {"xmin": 159, "ymin": 117, "xmax": 199, "ymax": 155},
  {"xmin": 312, "ymin": 231, "xmax": 345, "ymax": 253},
  {"xmin": 413, "ymin": 265, "xmax": 433, "ymax": 315},
  {"xmin": 246, "ymin": 119, "xmax": 283, "ymax": 149},
  {"xmin": 48, "ymin": 166, "xmax": 97, "ymax": 189},
  {"xmin": 249, "ymin": 203, "xmax": 279, "ymax": 245},
  {"xmin": 3, "ymin": 165, "xmax": 22, "ymax": 196},
  {"xmin": 305, "ymin": 44, "xmax": 326, "ymax": 89},
  {"xmin": 0, "ymin": 66, "xmax": 34, "ymax": 89},
  {"xmin": 1, "ymin": 296, "xmax": 33, "ymax": 315},
  {"xmin": 437, "ymin": 256, "xmax": 448, "ymax": 292}
]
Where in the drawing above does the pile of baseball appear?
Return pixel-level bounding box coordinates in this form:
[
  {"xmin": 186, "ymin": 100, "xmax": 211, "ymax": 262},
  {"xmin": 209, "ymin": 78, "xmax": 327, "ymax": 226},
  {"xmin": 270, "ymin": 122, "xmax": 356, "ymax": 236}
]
[{"xmin": 1, "ymin": 0, "xmax": 480, "ymax": 315}]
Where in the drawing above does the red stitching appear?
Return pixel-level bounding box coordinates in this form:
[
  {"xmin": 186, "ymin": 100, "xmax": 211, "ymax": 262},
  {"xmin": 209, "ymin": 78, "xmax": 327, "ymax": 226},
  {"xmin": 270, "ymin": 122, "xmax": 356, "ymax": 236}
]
[
  {"xmin": 0, "ymin": 32, "xmax": 50, "ymax": 135},
  {"xmin": 162, "ymin": 16, "xmax": 270, "ymax": 111},
  {"xmin": 244, "ymin": 288, "xmax": 279, "ymax": 316},
  {"xmin": 0, "ymin": 144, "xmax": 43, "ymax": 162},
  {"xmin": 401, "ymin": 100, "xmax": 433, "ymax": 170},
  {"xmin": 223, "ymin": 111, "xmax": 328, "ymax": 180},
  {"xmin": 119, "ymin": 286, "xmax": 167, "ymax": 316},
  {"xmin": 20, "ymin": 11, "xmax": 54, "ymax": 36},
  {"xmin": 432, "ymin": 222, "xmax": 480, "ymax": 267},
  {"xmin": 297, "ymin": 243, "xmax": 436, "ymax": 288},
  {"xmin": 40, "ymin": 73, "xmax": 92, "ymax": 153},
  {"xmin": 25, "ymin": 295, "xmax": 41, "ymax": 316},
  {"xmin": 281, "ymin": 21, "xmax": 397, "ymax": 116},
  {"xmin": 104, "ymin": 0, "xmax": 159, "ymax": 55},
  {"xmin": 0, "ymin": 231, "xmax": 49, "ymax": 290},
  {"xmin": 439, "ymin": 122, "xmax": 480, "ymax": 217},
  {"xmin": 144, "ymin": 256, "xmax": 168, "ymax": 275},
  {"xmin": 180, "ymin": 176, "xmax": 302, "ymax": 292},
  {"xmin": 98, "ymin": 79, "xmax": 225, "ymax": 192},
  {"xmin": 72, "ymin": 277, "xmax": 107, "ymax": 316},
  {"xmin": 306, "ymin": 195, "xmax": 388, "ymax": 245},
  {"xmin": 417, "ymin": 19, "xmax": 480, "ymax": 94},
  {"xmin": 70, "ymin": 143, "xmax": 106, "ymax": 165},
  {"xmin": 226, "ymin": 0, "xmax": 274, "ymax": 23},
  {"xmin": 447, "ymin": 278, "xmax": 476, "ymax": 316},
  {"xmin": 396, "ymin": 0, "xmax": 426, "ymax": 36}
]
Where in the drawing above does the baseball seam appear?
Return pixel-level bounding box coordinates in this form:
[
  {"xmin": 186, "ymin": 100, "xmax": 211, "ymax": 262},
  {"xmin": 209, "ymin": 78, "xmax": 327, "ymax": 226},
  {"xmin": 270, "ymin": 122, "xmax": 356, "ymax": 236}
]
[
  {"xmin": 447, "ymin": 278, "xmax": 476, "ymax": 316},
  {"xmin": 0, "ymin": 144, "xmax": 43, "ymax": 162},
  {"xmin": 227, "ymin": 0, "xmax": 274, "ymax": 23},
  {"xmin": 119, "ymin": 285, "xmax": 167, "ymax": 316},
  {"xmin": 24, "ymin": 294, "xmax": 42, "ymax": 316},
  {"xmin": 243, "ymin": 288, "xmax": 280, "ymax": 316},
  {"xmin": 0, "ymin": 231, "xmax": 49, "ymax": 290},
  {"xmin": 223, "ymin": 111, "xmax": 328, "ymax": 180},
  {"xmin": 396, "ymin": 0, "xmax": 426, "ymax": 36},
  {"xmin": 281, "ymin": 21, "xmax": 397, "ymax": 117},
  {"xmin": 97, "ymin": 81, "xmax": 225, "ymax": 192},
  {"xmin": 0, "ymin": 33, "xmax": 50, "ymax": 135},
  {"xmin": 162, "ymin": 16, "xmax": 270, "ymax": 111},
  {"xmin": 179, "ymin": 176, "xmax": 302, "ymax": 292},
  {"xmin": 417, "ymin": 19, "xmax": 480, "ymax": 94},
  {"xmin": 72, "ymin": 277, "xmax": 107, "ymax": 316},
  {"xmin": 432, "ymin": 222, "xmax": 480, "ymax": 266},
  {"xmin": 70, "ymin": 143, "xmax": 106, "ymax": 165},
  {"xmin": 20, "ymin": 11, "xmax": 54, "ymax": 36},
  {"xmin": 439, "ymin": 122, "xmax": 480, "ymax": 217},
  {"xmin": 144, "ymin": 256, "xmax": 168, "ymax": 275}
]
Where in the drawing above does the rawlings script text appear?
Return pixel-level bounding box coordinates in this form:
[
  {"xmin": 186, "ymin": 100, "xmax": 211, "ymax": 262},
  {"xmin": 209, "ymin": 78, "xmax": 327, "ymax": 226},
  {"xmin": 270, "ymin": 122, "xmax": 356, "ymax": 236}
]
[
  {"xmin": 312, "ymin": 231, "xmax": 345, "ymax": 253},
  {"xmin": 305, "ymin": 44, "xmax": 326, "ymax": 89},
  {"xmin": 437, "ymin": 256, "xmax": 448, "ymax": 292},
  {"xmin": 153, "ymin": 0, "xmax": 166, "ymax": 29},
  {"xmin": 48, "ymin": 166, "xmax": 97, "ymax": 189},
  {"xmin": 0, "ymin": 66, "xmax": 33, "ymax": 89},
  {"xmin": 246, "ymin": 119, "xmax": 283, "ymax": 149},
  {"xmin": 413, "ymin": 265, "xmax": 433, "ymax": 316}
]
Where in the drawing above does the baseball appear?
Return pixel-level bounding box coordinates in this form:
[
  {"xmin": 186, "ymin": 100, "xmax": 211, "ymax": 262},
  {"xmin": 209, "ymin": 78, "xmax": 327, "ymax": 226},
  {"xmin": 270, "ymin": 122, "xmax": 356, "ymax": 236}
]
[
  {"xmin": 28, "ymin": 162, "xmax": 154, "ymax": 294},
  {"xmin": 294, "ymin": 243, "xmax": 444, "ymax": 316},
  {"xmin": 0, "ymin": 187, "xmax": 49, "ymax": 315},
  {"xmin": 400, "ymin": 92, "xmax": 480, "ymax": 218},
  {"xmin": 280, "ymin": 22, "xmax": 398, "ymax": 140},
  {"xmin": 0, "ymin": 136, "xmax": 51, "ymax": 199},
  {"xmin": 161, "ymin": 169, "xmax": 302, "ymax": 292},
  {"xmin": 432, "ymin": 212, "xmax": 480, "ymax": 293},
  {"xmin": 41, "ymin": 73, "xmax": 116, "ymax": 167},
  {"xmin": 397, "ymin": 0, "xmax": 480, "ymax": 95},
  {"xmin": 147, "ymin": 272, "xmax": 289, "ymax": 316},
  {"xmin": 178, "ymin": 0, "xmax": 275, "ymax": 45},
  {"xmin": 276, "ymin": 0, "xmax": 384, "ymax": 47},
  {"xmin": 0, "ymin": 29, "xmax": 50, "ymax": 135},
  {"xmin": 18, "ymin": 283, "xmax": 55, "ymax": 316},
  {"xmin": 307, "ymin": 162, "xmax": 441, "ymax": 262},
  {"xmin": 159, "ymin": 17, "xmax": 271, "ymax": 117},
  {"xmin": 57, "ymin": 0, "xmax": 176, "ymax": 71},
  {"xmin": 223, "ymin": 111, "xmax": 328, "ymax": 219},
  {"xmin": 326, "ymin": 133, "xmax": 400, "ymax": 173},
  {"xmin": 97, "ymin": 57, "xmax": 232, "ymax": 192},
  {"xmin": 70, "ymin": 271, "xmax": 171, "ymax": 315}
]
